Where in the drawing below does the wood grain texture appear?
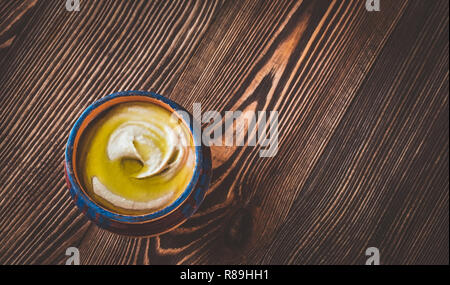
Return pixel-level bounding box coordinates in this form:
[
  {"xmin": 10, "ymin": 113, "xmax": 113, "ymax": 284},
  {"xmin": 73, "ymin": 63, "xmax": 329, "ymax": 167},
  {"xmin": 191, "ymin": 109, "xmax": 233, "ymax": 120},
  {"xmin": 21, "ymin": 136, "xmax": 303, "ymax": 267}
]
[{"xmin": 0, "ymin": 0, "xmax": 448, "ymax": 265}]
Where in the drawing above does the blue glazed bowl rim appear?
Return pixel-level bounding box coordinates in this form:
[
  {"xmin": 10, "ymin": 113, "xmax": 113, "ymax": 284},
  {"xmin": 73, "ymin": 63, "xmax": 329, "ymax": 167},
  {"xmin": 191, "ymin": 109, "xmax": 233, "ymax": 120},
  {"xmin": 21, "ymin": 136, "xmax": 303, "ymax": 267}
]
[{"xmin": 65, "ymin": 90, "xmax": 202, "ymax": 223}]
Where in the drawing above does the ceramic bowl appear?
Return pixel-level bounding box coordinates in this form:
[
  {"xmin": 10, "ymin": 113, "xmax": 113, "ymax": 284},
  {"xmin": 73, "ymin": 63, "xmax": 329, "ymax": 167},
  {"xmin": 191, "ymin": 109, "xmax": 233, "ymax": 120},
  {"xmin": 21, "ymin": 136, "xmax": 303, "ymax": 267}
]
[{"xmin": 64, "ymin": 91, "xmax": 211, "ymax": 236}]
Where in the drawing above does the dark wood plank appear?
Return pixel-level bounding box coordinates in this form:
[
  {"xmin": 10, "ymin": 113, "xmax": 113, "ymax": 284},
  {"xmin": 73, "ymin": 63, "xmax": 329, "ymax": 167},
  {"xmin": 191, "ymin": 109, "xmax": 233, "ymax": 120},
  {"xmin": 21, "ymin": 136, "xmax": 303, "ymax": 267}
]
[
  {"xmin": 0, "ymin": 0, "xmax": 448, "ymax": 265},
  {"xmin": 262, "ymin": 0, "xmax": 449, "ymax": 264}
]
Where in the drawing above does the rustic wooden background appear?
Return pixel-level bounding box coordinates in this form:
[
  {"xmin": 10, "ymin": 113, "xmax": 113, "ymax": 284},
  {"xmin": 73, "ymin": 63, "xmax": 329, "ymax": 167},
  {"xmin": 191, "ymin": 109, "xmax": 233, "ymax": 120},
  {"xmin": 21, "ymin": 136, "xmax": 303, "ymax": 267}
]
[{"xmin": 0, "ymin": 0, "xmax": 448, "ymax": 265}]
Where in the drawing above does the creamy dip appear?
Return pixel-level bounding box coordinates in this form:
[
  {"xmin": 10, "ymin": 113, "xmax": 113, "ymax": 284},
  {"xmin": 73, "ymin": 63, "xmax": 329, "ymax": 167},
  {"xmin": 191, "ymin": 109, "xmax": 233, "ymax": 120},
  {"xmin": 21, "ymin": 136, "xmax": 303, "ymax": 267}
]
[{"xmin": 77, "ymin": 102, "xmax": 195, "ymax": 214}]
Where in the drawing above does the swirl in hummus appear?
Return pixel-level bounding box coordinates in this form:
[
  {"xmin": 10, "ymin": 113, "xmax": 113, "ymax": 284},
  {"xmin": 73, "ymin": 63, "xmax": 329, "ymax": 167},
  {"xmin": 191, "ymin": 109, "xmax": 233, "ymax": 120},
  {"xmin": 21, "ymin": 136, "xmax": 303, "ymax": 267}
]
[{"xmin": 77, "ymin": 102, "xmax": 195, "ymax": 214}]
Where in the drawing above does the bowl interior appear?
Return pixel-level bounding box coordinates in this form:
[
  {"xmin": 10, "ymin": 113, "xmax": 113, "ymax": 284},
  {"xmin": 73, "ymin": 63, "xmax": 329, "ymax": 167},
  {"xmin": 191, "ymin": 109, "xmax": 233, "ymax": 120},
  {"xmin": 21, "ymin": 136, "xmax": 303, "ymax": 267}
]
[{"xmin": 67, "ymin": 93, "xmax": 200, "ymax": 221}]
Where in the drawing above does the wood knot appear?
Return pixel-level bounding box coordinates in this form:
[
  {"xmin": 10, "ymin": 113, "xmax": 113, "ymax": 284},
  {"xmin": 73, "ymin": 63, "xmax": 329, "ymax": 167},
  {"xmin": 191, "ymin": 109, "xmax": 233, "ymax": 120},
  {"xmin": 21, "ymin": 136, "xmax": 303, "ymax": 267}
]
[{"xmin": 224, "ymin": 208, "xmax": 253, "ymax": 249}]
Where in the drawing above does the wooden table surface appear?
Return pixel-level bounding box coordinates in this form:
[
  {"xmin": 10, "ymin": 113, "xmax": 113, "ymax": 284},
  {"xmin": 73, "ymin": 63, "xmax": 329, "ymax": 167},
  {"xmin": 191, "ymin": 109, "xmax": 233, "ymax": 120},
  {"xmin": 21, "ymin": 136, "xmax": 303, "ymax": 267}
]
[{"xmin": 0, "ymin": 0, "xmax": 448, "ymax": 265}]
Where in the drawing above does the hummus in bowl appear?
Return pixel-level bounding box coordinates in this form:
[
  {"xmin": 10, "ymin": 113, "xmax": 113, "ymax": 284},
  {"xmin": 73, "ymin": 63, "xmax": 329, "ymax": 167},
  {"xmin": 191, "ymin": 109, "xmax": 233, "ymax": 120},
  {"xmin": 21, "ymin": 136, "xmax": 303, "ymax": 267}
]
[{"xmin": 64, "ymin": 91, "xmax": 211, "ymax": 236}]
